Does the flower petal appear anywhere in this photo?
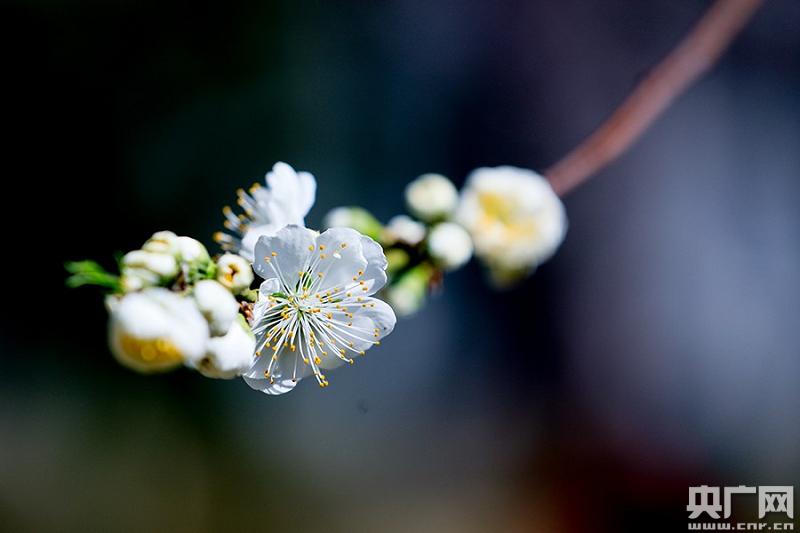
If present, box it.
[311,227,369,293]
[253,225,314,289]
[358,234,388,295]
[317,297,396,369]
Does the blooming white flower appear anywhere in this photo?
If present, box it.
[456,166,567,286]
[108,288,209,373]
[186,320,255,379]
[427,222,473,271]
[385,215,426,246]
[215,253,254,293]
[405,173,459,222]
[192,279,240,336]
[119,250,179,291]
[215,162,317,261]
[244,224,397,395]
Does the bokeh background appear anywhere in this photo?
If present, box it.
[3,0,800,531]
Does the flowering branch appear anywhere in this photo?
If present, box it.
[543,0,765,197]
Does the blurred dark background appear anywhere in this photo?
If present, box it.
[2,0,799,531]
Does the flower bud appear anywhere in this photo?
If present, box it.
[120,250,179,291]
[176,236,210,267]
[404,173,459,222]
[382,265,429,317]
[108,288,209,373]
[187,320,255,379]
[385,215,426,246]
[321,206,383,241]
[142,231,181,256]
[192,279,240,337]
[427,222,473,271]
[215,253,254,293]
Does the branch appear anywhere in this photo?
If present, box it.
[544,0,766,197]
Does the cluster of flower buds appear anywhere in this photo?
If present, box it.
[69,231,257,378]
[321,166,567,315]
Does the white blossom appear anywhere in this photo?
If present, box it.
[192,279,240,336]
[108,288,209,373]
[215,253,254,293]
[427,222,473,271]
[215,162,317,261]
[187,320,255,379]
[456,166,567,285]
[405,173,459,222]
[385,215,426,246]
[245,224,396,395]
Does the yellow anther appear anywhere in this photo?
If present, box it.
[362,287,368,291]
[315,356,322,364]
[370,303,375,307]
[341,243,347,248]
[283,342,288,348]
[357,297,362,302]
[374,341,380,345]
[327,313,332,319]
[271,252,276,257]
[309,245,314,251]
[272,355,277,360]
[264,257,270,262]
[374,328,379,333]
[340,349,345,355]
[223,206,232,214]
[349,342,354,347]
[272,346,278,351]
[255,351,261,356]
[348,322,352,326]
[359,280,365,285]
[265,370,270,377]
[288,331,294,337]
[299,271,304,276]
[362,304,367,308]
[342,308,347,312]
[319,245,325,250]
[349,359,354,364]
[319,382,325,387]
[347,292,352,297]
[266,342,271,348]
[292,378,297,383]
[321,253,326,259]
[353,277,358,281]
[291,345,296,351]
[358,270,363,276]
[360,350,365,355]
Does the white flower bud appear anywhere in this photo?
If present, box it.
[143,231,210,268]
[142,231,181,256]
[108,288,209,373]
[404,173,459,222]
[192,279,240,337]
[427,222,473,271]
[187,320,255,379]
[385,215,427,246]
[176,236,209,266]
[215,253,254,293]
[122,250,179,279]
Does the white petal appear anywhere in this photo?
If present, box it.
[252,224,314,288]
[311,227,368,293]
[358,234,389,295]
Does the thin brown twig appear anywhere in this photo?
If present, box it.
[544,0,766,197]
